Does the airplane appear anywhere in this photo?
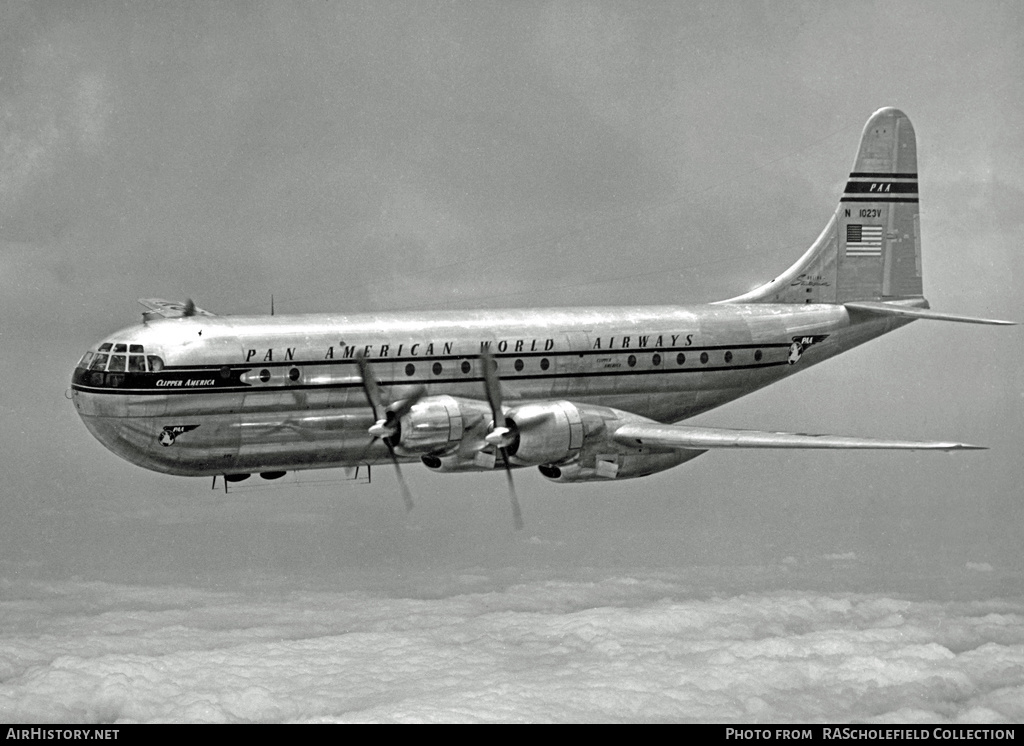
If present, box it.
[70,108,1013,529]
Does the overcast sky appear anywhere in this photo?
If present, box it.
[1,1,1022,723]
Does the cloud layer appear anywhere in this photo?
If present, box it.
[1,575,1021,723]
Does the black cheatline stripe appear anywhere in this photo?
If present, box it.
[843,182,918,194]
[73,384,253,395]
[848,172,918,179]
[839,197,919,203]
[70,360,792,396]
[160,343,795,371]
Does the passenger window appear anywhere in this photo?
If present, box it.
[113,343,128,353]
[129,344,144,353]
[147,356,164,372]
[128,355,146,372]
[90,354,109,371]
[99,343,112,352]
[108,355,126,372]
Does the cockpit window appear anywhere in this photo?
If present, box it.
[78,341,163,386]
[80,346,160,376]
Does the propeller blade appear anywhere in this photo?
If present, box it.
[480,347,503,426]
[355,434,380,464]
[499,447,524,531]
[456,412,489,458]
[386,441,415,512]
[355,351,383,420]
[388,385,428,422]
[480,346,515,447]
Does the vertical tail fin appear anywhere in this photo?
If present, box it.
[721,107,923,305]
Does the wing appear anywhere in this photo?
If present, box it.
[611,423,984,451]
[138,298,217,319]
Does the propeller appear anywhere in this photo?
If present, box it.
[479,347,524,531]
[354,352,426,512]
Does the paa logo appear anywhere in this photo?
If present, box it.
[788,335,830,365]
[158,425,200,446]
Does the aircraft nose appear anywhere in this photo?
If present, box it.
[70,382,151,469]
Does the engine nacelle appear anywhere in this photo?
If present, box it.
[504,400,584,465]
[392,395,491,457]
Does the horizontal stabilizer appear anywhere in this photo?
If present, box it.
[844,301,1015,326]
[612,423,985,451]
[138,298,216,320]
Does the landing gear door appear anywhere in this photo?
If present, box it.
[552,331,591,397]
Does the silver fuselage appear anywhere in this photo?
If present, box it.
[71,303,909,477]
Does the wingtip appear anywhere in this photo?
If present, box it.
[939,443,988,451]
[963,317,1018,326]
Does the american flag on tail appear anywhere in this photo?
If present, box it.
[845,224,883,257]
